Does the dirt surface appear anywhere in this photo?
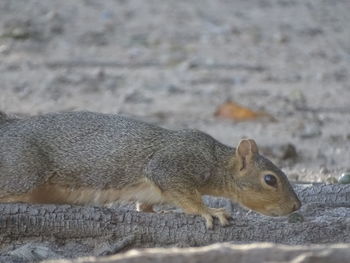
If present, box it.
[1,0,350,181]
[44,243,350,263]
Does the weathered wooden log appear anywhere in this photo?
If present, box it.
[294,183,350,205]
[1,184,349,253]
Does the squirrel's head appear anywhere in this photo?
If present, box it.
[230,139,301,217]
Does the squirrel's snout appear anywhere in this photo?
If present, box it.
[291,198,302,212]
[264,198,301,216]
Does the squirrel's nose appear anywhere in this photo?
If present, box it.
[292,199,302,211]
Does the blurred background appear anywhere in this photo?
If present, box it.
[0,0,349,182]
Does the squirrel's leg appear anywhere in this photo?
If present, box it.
[136,202,155,213]
[163,189,231,229]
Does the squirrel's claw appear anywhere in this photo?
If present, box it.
[202,208,231,229]
[210,207,231,226]
[202,214,214,229]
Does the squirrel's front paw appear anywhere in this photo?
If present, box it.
[202,208,231,229]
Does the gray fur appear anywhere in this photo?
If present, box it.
[0,111,233,198]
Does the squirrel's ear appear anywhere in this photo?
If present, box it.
[236,139,259,170]
[247,139,259,154]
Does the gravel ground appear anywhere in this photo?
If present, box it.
[0,0,350,181]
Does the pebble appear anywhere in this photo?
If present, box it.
[263,143,298,161]
[338,172,350,184]
[288,173,300,182]
[2,20,32,39]
[326,177,338,184]
[0,45,10,54]
[280,143,298,160]
[319,166,329,174]
[79,31,108,46]
[166,84,184,94]
[299,124,322,139]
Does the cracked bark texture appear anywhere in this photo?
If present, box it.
[0,184,349,262]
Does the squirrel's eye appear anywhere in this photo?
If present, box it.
[264,174,277,187]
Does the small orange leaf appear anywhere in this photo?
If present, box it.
[215,101,274,121]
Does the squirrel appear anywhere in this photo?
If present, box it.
[0,111,301,229]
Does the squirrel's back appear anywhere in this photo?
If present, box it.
[0,111,224,205]
[0,111,221,189]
